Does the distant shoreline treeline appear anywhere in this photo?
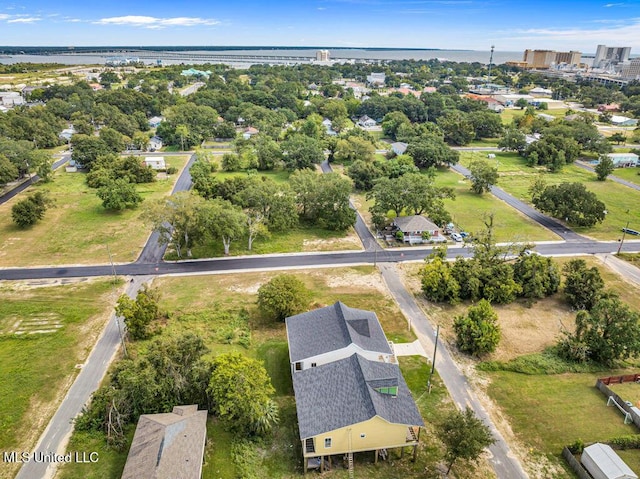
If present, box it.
[0,46,458,55]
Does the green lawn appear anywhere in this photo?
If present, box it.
[0,279,118,479]
[434,168,560,242]
[485,369,640,475]
[459,151,640,240]
[0,156,188,267]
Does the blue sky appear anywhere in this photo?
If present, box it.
[1,0,640,52]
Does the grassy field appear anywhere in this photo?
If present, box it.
[500,108,568,126]
[0,278,119,479]
[59,267,493,479]
[0,156,189,267]
[434,168,560,242]
[459,151,640,240]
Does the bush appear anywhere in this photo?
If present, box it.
[608,435,640,450]
[453,299,501,356]
[166,166,178,175]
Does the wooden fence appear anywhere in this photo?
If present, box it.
[599,374,640,385]
[561,447,592,479]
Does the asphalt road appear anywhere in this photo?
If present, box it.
[380,263,529,479]
[15,275,152,479]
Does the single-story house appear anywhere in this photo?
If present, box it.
[606,153,639,168]
[391,142,408,156]
[148,116,163,128]
[581,443,638,479]
[392,215,443,244]
[0,91,24,107]
[121,405,208,479]
[59,127,76,142]
[286,302,424,474]
[148,136,163,151]
[242,126,259,140]
[357,115,377,128]
[610,115,638,127]
[143,156,166,170]
[529,87,553,97]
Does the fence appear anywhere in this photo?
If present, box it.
[595,376,640,429]
[561,447,592,479]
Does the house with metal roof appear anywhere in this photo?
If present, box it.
[286,302,424,473]
[121,405,207,479]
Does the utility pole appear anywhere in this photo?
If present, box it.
[427,324,440,394]
[617,219,630,255]
[106,244,128,358]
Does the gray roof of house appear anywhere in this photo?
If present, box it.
[286,302,392,363]
[393,215,439,233]
[292,354,425,439]
[121,405,208,479]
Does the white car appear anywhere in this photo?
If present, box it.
[451,233,463,242]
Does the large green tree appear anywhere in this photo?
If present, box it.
[97,178,142,210]
[468,159,499,194]
[11,191,53,227]
[115,286,161,340]
[208,353,278,435]
[142,192,208,258]
[559,296,640,366]
[513,253,561,301]
[562,259,605,311]
[594,155,615,181]
[282,134,324,170]
[532,182,606,227]
[257,274,311,321]
[202,198,247,255]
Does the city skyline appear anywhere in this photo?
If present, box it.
[0,0,639,51]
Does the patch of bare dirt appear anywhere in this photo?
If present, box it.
[325,270,389,296]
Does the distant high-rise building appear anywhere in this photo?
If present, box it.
[316,50,330,61]
[523,49,582,69]
[594,44,631,68]
[621,58,640,80]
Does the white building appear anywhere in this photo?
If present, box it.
[143,157,166,170]
[316,50,330,61]
[594,45,631,69]
[366,72,386,87]
[581,443,638,479]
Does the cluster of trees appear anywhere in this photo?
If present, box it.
[557,259,640,366]
[77,332,278,448]
[367,170,455,229]
[0,139,54,187]
[115,286,162,340]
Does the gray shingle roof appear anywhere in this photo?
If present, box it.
[121,405,207,479]
[393,215,439,233]
[292,354,424,439]
[286,302,392,363]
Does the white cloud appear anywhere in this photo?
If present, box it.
[7,16,40,23]
[498,18,640,49]
[0,14,10,20]
[94,15,220,29]
[604,3,625,7]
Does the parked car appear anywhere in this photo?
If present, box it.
[451,233,463,242]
